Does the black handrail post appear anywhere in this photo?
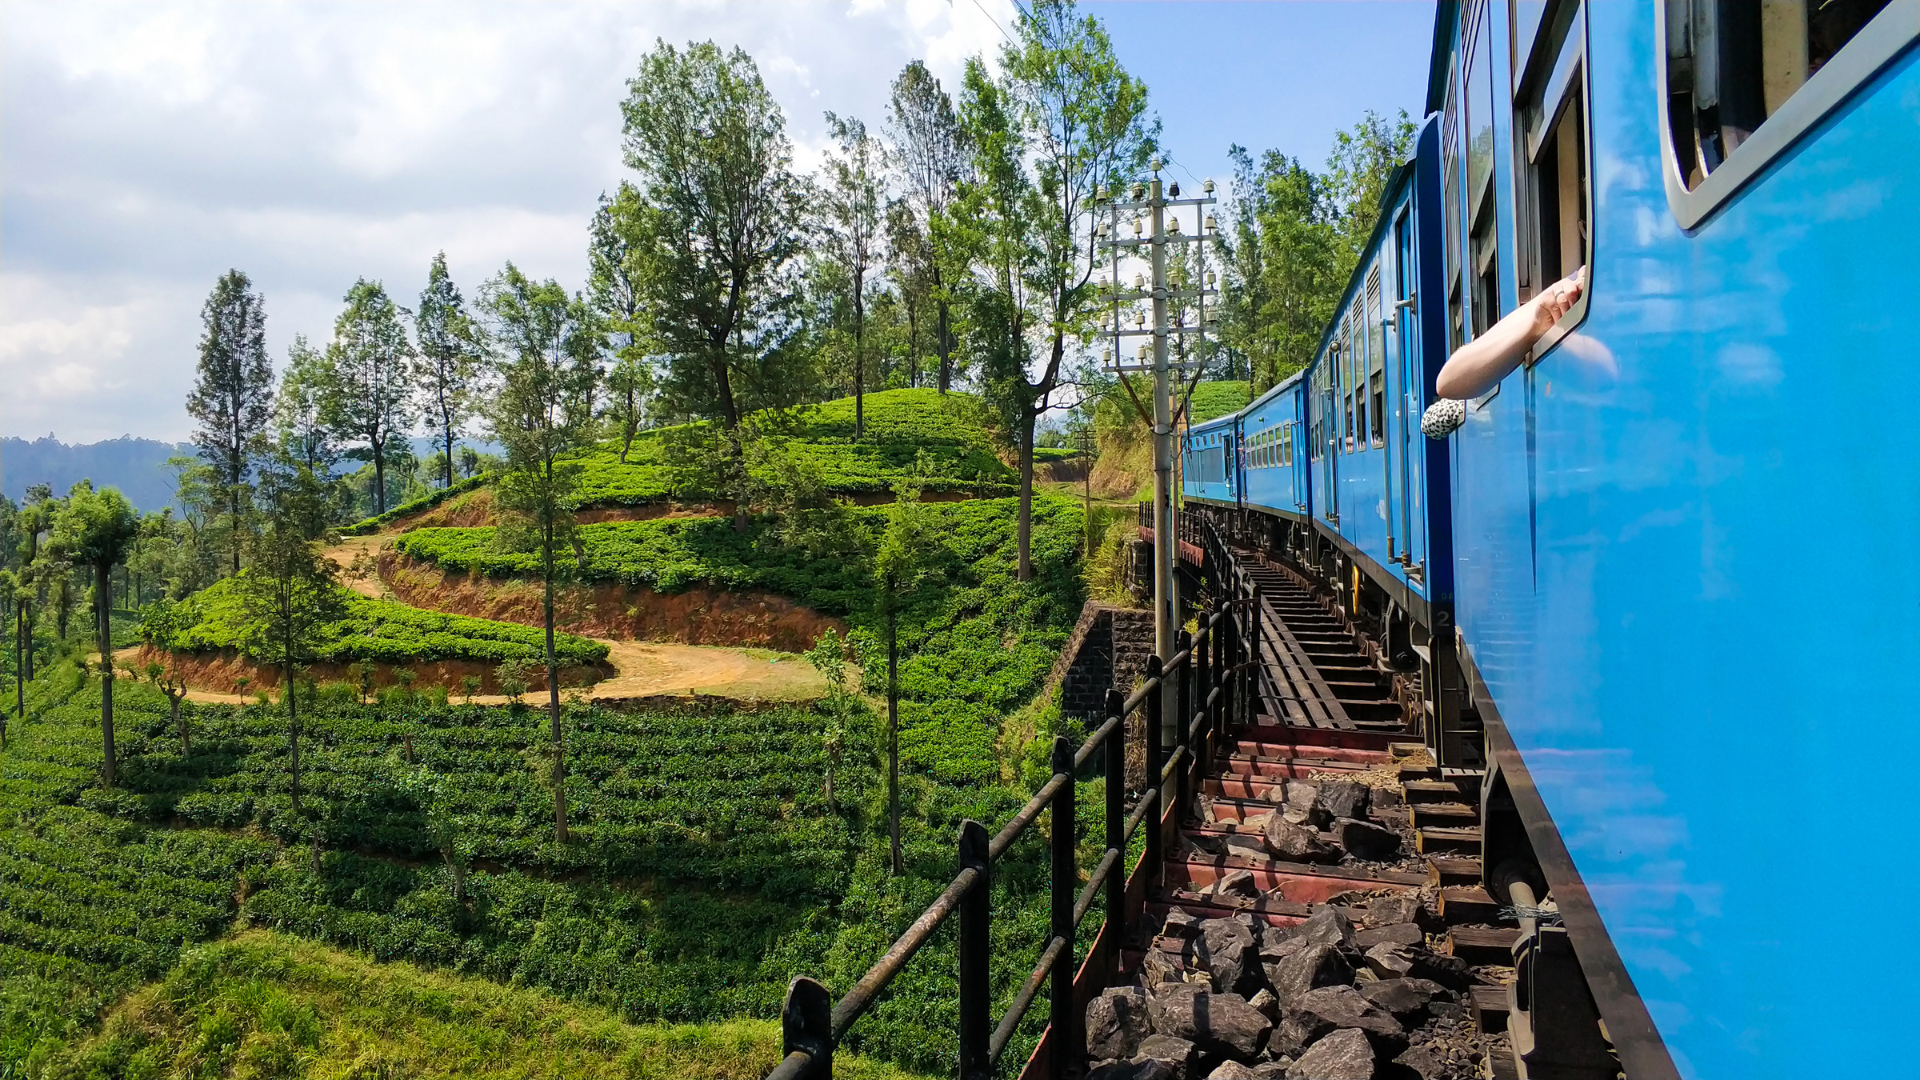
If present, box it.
[782,976,833,1079]
[1103,688,1126,942]
[1210,602,1225,740]
[958,820,990,1080]
[1144,654,1164,892]
[1247,585,1264,729]
[1175,629,1193,822]
[1049,735,1078,1079]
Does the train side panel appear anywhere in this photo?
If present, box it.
[1448,3,1920,1074]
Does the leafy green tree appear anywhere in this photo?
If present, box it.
[820,112,886,440]
[590,184,658,462]
[954,0,1155,579]
[1220,146,1340,391]
[417,252,485,490]
[323,279,416,515]
[186,269,274,575]
[51,483,140,787]
[164,455,225,597]
[887,60,969,393]
[481,262,601,844]
[138,596,195,754]
[236,455,344,812]
[619,40,809,447]
[1325,110,1419,269]
[276,335,339,476]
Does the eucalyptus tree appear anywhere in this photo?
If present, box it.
[276,335,339,476]
[186,269,274,574]
[323,279,416,515]
[590,184,657,462]
[886,60,969,392]
[481,263,602,844]
[52,483,140,787]
[416,252,485,490]
[238,454,343,813]
[819,112,886,439]
[955,0,1155,579]
[619,40,808,442]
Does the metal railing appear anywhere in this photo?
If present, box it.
[769,551,1261,1080]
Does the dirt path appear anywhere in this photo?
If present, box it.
[205,534,839,704]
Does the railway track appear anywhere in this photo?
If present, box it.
[1084,544,1553,1080]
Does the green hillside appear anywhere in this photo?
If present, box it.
[168,579,610,669]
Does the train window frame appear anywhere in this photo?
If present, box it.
[1514,0,1595,364]
[1658,1,1917,230]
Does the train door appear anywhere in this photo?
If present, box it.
[1393,209,1424,577]
[1319,364,1340,524]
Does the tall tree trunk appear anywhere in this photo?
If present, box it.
[1017,412,1036,581]
[22,606,33,682]
[172,692,189,756]
[96,565,116,787]
[853,270,866,442]
[230,461,242,576]
[619,387,637,464]
[906,296,919,390]
[372,424,388,515]
[544,514,568,843]
[286,648,301,812]
[443,410,457,490]
[14,608,23,729]
[934,265,952,392]
[887,604,901,875]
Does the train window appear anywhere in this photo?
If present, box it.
[1463,2,1504,341]
[1514,0,1593,357]
[1366,266,1386,448]
[1442,70,1467,356]
[1661,0,1913,227]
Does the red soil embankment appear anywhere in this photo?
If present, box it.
[131,644,606,696]
[379,551,844,653]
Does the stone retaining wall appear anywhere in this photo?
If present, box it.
[1051,601,1156,721]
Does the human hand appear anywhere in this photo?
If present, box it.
[1532,266,1586,331]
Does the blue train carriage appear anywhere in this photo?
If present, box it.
[1432,0,1916,1077]
[1178,410,1239,507]
[1237,370,1308,521]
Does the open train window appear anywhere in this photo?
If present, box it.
[1661,0,1914,227]
[1464,3,1502,342]
[1514,0,1593,356]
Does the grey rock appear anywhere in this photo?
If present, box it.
[1250,1062,1291,1079]
[1263,816,1339,864]
[1224,833,1272,863]
[1404,949,1473,990]
[1135,1033,1200,1080]
[1314,781,1371,823]
[1148,989,1272,1060]
[1359,893,1423,929]
[1373,786,1404,808]
[1213,869,1261,898]
[1141,948,1187,990]
[1260,922,1302,954]
[1088,986,1155,1060]
[1264,1016,1317,1061]
[1164,909,1202,938]
[1282,781,1324,826]
[1285,984,1405,1046]
[1333,817,1401,860]
[1286,1028,1375,1080]
[1087,1058,1179,1080]
[1359,978,1449,1022]
[1297,907,1354,948]
[1248,988,1280,1022]
[1393,1043,1448,1079]
[1206,1063,1260,1080]
[1265,943,1353,1007]
[1352,923,1424,950]
[1192,918,1264,996]
[1362,942,1415,979]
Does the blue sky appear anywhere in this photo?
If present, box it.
[1,1,1436,443]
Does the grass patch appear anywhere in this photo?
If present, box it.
[44,929,933,1080]
[571,389,1018,508]
[340,473,495,536]
[168,578,610,668]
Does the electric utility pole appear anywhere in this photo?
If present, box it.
[1098,159,1220,738]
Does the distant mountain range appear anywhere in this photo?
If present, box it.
[1,435,497,513]
[2,436,195,512]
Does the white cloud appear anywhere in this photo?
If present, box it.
[1,0,1015,442]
